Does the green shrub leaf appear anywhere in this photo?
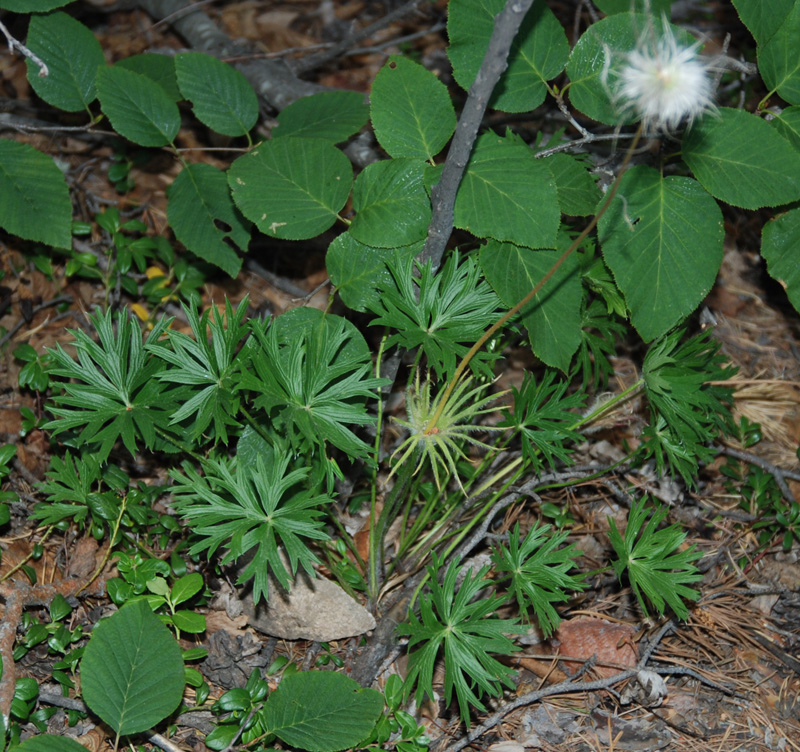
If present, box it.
[481,241,581,371]
[370,55,456,159]
[455,132,560,249]
[770,105,800,149]
[350,158,431,247]
[81,599,184,735]
[16,736,88,752]
[593,0,672,14]
[117,54,181,101]
[0,139,71,249]
[598,165,724,341]
[273,90,368,142]
[25,12,104,112]
[683,108,800,209]
[448,0,569,113]
[263,671,383,751]
[175,52,258,137]
[758,2,800,104]
[762,206,800,315]
[167,163,251,277]
[97,66,180,147]
[0,0,72,10]
[543,153,602,216]
[228,138,352,239]
[731,0,793,45]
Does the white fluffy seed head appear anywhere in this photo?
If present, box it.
[609,20,715,133]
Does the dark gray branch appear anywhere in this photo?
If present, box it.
[418,0,537,271]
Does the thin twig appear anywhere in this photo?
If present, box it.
[0,20,49,77]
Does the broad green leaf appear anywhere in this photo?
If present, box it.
[454,132,559,249]
[25,12,103,112]
[96,66,180,147]
[566,14,696,126]
[370,56,456,159]
[175,52,258,137]
[594,0,672,14]
[762,206,800,315]
[16,736,88,752]
[273,90,368,142]
[0,139,71,248]
[228,138,352,239]
[170,572,203,606]
[759,2,800,105]
[683,108,800,209]
[350,158,431,247]
[327,232,421,312]
[0,0,71,9]
[480,241,581,370]
[117,54,181,101]
[770,105,800,149]
[732,0,794,45]
[598,165,723,342]
[168,163,251,276]
[81,599,184,735]
[543,153,602,216]
[263,671,383,752]
[448,0,569,113]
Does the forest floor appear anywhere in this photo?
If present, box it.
[1,1,800,751]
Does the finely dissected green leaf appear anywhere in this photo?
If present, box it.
[273,90,369,142]
[574,299,626,390]
[491,522,585,636]
[170,453,331,602]
[146,297,250,444]
[758,2,800,104]
[593,0,672,14]
[32,452,110,527]
[263,672,383,752]
[238,310,385,460]
[228,138,352,239]
[398,554,519,724]
[25,12,104,112]
[96,66,180,147]
[0,139,72,249]
[327,232,421,312]
[44,309,179,462]
[566,13,695,125]
[762,206,800,315]
[731,0,793,44]
[0,0,71,9]
[598,165,724,342]
[770,105,800,149]
[370,55,456,159]
[167,163,251,277]
[368,252,501,380]
[448,0,569,113]
[683,108,800,209]
[481,241,582,371]
[16,736,89,752]
[608,497,702,620]
[543,153,602,216]
[499,370,584,475]
[350,158,431,247]
[81,600,184,735]
[455,132,560,249]
[175,52,258,137]
[117,53,181,101]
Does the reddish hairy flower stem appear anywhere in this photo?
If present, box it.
[428,124,644,430]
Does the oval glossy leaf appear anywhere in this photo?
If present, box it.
[543,153,602,216]
[82,599,184,736]
[273,90,368,143]
[759,3,800,105]
[117,54,181,101]
[16,736,88,752]
[448,0,569,113]
[327,232,421,312]
[350,158,431,247]
[683,108,800,210]
[263,671,383,752]
[228,138,352,240]
[598,165,723,341]
[370,56,456,159]
[97,66,180,147]
[170,572,204,605]
[0,140,71,249]
[480,241,581,370]
[762,206,800,315]
[455,132,559,249]
[175,52,258,137]
[26,12,104,112]
[168,163,251,277]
